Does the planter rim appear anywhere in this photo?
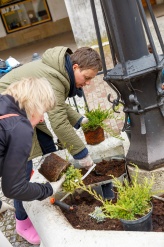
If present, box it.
[55,155,126,200]
[56,173,127,201]
[89,172,127,187]
[73,155,125,167]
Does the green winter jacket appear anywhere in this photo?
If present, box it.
[0,46,86,160]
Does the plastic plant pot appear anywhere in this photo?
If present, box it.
[92,182,115,200]
[120,203,153,231]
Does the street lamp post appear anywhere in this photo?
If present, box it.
[91,0,164,170]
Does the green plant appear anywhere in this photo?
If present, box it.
[62,165,82,193]
[89,207,106,223]
[82,105,123,139]
[74,164,154,221]
[102,165,154,220]
[82,105,114,132]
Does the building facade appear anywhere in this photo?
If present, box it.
[0,0,163,51]
[0,0,71,51]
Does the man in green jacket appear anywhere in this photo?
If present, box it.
[0,46,102,244]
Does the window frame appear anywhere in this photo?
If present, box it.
[0,0,51,33]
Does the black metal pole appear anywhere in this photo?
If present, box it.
[93,0,164,170]
[136,0,159,65]
[101,0,149,63]
[90,0,107,76]
[100,0,117,66]
[82,89,90,112]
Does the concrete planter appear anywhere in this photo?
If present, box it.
[23,137,164,247]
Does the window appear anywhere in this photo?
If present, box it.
[0,0,51,33]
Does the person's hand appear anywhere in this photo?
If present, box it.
[80,117,89,126]
[78,154,94,169]
[0,201,15,214]
[50,174,66,195]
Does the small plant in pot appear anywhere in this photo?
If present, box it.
[102,164,154,231]
[82,105,121,145]
[75,164,154,231]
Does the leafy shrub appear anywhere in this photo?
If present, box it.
[82,105,115,132]
[102,165,154,220]
[62,165,82,193]
[75,164,154,221]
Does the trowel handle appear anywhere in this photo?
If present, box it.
[50,197,75,211]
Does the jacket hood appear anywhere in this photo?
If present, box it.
[42,46,73,76]
[0,94,26,117]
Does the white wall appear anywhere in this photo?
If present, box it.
[0,16,6,38]
[47,0,68,22]
[64,0,107,47]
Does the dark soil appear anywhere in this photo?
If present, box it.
[61,159,164,232]
[81,159,126,185]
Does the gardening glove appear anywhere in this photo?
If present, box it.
[78,154,94,170]
[80,117,89,126]
[0,201,15,214]
[50,174,66,195]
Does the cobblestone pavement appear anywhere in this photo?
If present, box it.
[0,4,164,246]
[0,182,40,247]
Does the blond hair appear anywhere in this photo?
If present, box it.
[2,77,56,118]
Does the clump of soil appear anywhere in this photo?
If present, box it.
[60,159,164,232]
[38,153,69,182]
[83,127,105,145]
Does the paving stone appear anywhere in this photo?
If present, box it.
[0,221,4,227]
[6,225,14,230]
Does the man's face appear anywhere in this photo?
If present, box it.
[73,64,98,88]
